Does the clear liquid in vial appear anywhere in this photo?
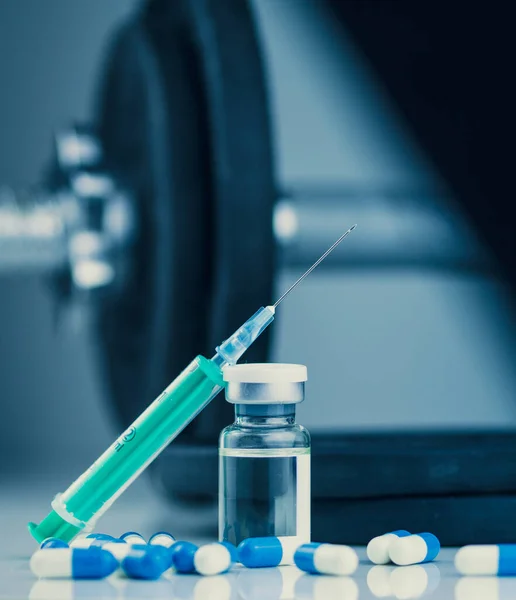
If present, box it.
[219,447,310,546]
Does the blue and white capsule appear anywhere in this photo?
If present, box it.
[238,536,300,567]
[389,533,440,566]
[71,534,116,549]
[366,530,411,564]
[171,541,198,573]
[40,538,69,549]
[149,531,176,548]
[119,531,146,545]
[294,543,359,576]
[121,544,173,580]
[455,545,516,575]
[30,548,118,579]
[194,542,238,576]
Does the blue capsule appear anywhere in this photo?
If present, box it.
[238,537,299,568]
[455,544,516,575]
[389,533,440,566]
[120,531,146,545]
[30,547,118,579]
[149,531,176,548]
[171,541,199,573]
[294,543,359,576]
[194,542,238,576]
[86,533,116,541]
[367,530,411,564]
[121,544,173,580]
[40,538,69,549]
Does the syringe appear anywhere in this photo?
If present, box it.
[28,224,357,542]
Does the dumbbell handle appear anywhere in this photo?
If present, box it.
[0,187,68,274]
[0,185,490,278]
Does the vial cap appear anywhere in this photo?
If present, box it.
[223,363,307,384]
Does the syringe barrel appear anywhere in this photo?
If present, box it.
[28,355,224,542]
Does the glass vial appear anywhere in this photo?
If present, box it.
[219,364,311,546]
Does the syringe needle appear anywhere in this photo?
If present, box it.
[273,224,357,309]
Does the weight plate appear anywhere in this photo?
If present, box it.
[94,14,212,428]
[179,0,277,440]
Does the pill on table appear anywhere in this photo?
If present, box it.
[40,538,69,549]
[30,548,118,579]
[121,544,173,580]
[72,535,119,550]
[367,530,411,565]
[455,544,516,576]
[149,531,176,548]
[389,533,440,566]
[294,543,359,576]
[100,540,131,561]
[171,541,199,573]
[119,531,146,545]
[194,542,237,576]
[238,536,300,567]
[86,533,116,541]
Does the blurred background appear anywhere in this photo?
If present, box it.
[1,0,515,547]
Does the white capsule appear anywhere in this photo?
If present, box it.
[30,548,118,579]
[294,543,358,576]
[389,533,440,566]
[454,545,500,575]
[70,534,91,548]
[367,531,411,565]
[194,543,237,576]
[119,531,146,545]
[102,540,131,561]
[149,531,176,548]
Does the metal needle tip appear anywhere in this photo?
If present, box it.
[273,223,358,308]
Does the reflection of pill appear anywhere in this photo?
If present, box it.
[455,544,516,575]
[367,565,395,598]
[171,541,198,573]
[390,564,441,599]
[149,531,176,548]
[294,543,358,576]
[237,566,301,600]
[367,531,411,565]
[40,538,69,550]
[194,542,237,576]
[30,548,118,579]
[193,575,233,600]
[389,533,440,566]
[295,573,359,600]
[455,577,500,600]
[29,578,117,600]
[121,544,173,580]
[238,536,299,567]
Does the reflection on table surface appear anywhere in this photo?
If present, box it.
[10,549,515,600]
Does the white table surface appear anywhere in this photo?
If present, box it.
[0,476,510,599]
